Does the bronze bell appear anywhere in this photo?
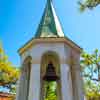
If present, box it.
[43,62,59,81]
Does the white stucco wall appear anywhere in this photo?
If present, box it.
[17,42,84,100]
[28,64,40,100]
[21,43,67,64]
[61,64,73,100]
[72,50,84,100]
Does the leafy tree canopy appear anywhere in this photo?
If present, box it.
[78,0,100,11]
[81,49,100,99]
[0,42,20,93]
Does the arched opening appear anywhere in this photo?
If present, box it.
[40,51,61,100]
[21,56,32,100]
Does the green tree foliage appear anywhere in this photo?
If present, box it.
[81,49,100,81]
[78,0,100,11]
[81,49,100,99]
[44,81,57,100]
[0,42,20,93]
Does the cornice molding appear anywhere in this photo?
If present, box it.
[18,37,82,55]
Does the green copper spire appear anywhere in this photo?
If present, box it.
[35,0,64,38]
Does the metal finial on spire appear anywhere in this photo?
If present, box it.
[47,0,52,3]
[48,0,52,2]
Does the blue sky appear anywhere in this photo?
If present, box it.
[0,0,100,66]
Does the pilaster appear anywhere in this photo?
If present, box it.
[28,64,40,100]
[60,64,73,100]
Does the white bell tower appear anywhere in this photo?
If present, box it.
[16,0,84,100]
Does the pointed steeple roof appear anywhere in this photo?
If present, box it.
[18,0,82,55]
[35,0,64,38]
